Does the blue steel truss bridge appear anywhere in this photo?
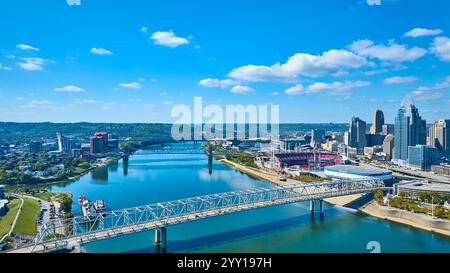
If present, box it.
[142,140,207,155]
[8,178,387,253]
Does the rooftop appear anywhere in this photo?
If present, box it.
[396,180,450,193]
[0,199,8,209]
[325,164,392,175]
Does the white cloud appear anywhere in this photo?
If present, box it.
[138,78,145,82]
[284,81,371,95]
[349,39,427,62]
[73,99,99,104]
[163,100,174,105]
[150,31,189,48]
[199,78,239,88]
[140,26,148,33]
[160,92,168,96]
[231,85,254,94]
[228,49,367,82]
[54,85,85,92]
[284,84,306,95]
[30,100,54,105]
[66,0,81,6]
[361,69,388,76]
[404,28,443,38]
[119,82,141,89]
[383,76,418,84]
[90,48,113,55]
[410,89,444,101]
[16,44,39,51]
[430,37,450,62]
[17,57,45,71]
[0,64,12,71]
[409,76,450,101]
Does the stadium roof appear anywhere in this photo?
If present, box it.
[324,165,392,176]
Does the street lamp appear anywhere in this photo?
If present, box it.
[431,196,434,218]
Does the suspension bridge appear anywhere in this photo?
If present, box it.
[8,178,386,253]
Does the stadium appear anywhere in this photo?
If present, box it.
[274,152,341,170]
[324,165,393,181]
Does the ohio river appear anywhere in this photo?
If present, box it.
[48,146,450,253]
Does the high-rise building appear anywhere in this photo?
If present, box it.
[382,124,394,135]
[394,97,426,161]
[94,132,109,149]
[383,134,395,161]
[428,119,450,159]
[366,133,386,147]
[310,129,325,147]
[57,133,78,154]
[348,117,367,150]
[29,140,43,154]
[370,109,385,134]
[407,145,440,171]
[90,136,104,154]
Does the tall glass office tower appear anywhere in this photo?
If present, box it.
[394,97,427,161]
[349,117,367,150]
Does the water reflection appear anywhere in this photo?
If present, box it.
[208,156,213,175]
[123,160,129,176]
[91,166,109,182]
[109,162,119,173]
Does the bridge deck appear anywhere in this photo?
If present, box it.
[8,179,386,253]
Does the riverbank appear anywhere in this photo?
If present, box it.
[218,159,363,206]
[219,159,298,186]
[361,201,450,237]
[3,155,123,194]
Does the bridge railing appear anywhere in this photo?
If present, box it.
[30,178,385,251]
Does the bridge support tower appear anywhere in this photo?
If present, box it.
[310,200,315,213]
[319,199,324,217]
[154,227,167,253]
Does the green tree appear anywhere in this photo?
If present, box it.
[373,189,384,201]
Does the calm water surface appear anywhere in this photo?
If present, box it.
[48,144,450,253]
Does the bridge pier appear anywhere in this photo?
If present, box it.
[310,200,315,213]
[154,227,167,253]
[319,199,324,218]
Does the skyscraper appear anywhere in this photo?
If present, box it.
[370,109,385,134]
[310,129,325,147]
[349,117,367,150]
[428,119,450,159]
[394,97,427,161]
[383,134,395,161]
[90,136,104,154]
[382,124,394,135]
[407,145,440,171]
[56,133,78,154]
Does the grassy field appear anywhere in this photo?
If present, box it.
[37,192,53,202]
[12,197,39,236]
[0,199,21,239]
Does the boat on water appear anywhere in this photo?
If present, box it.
[78,196,107,219]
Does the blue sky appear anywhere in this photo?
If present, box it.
[0,0,449,123]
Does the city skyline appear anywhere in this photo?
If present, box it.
[1,0,450,123]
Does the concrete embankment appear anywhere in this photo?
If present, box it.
[361,201,450,237]
[219,159,298,186]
